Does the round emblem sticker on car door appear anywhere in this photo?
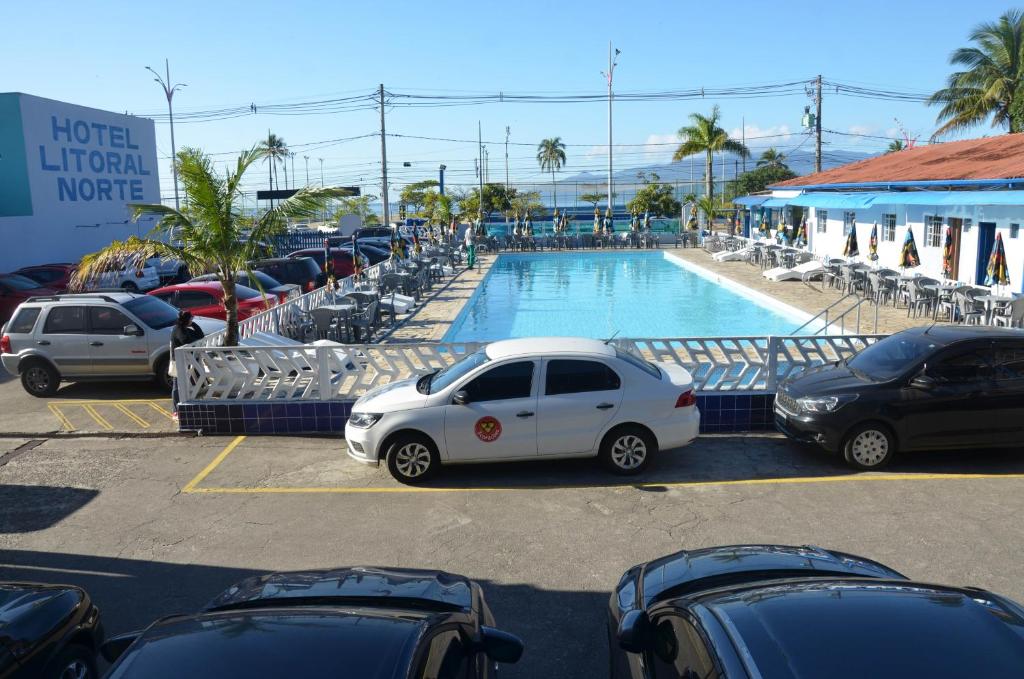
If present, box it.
[474,416,502,442]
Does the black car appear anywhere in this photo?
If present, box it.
[0,582,103,679]
[251,256,323,293]
[326,240,392,265]
[775,325,1024,469]
[102,567,523,678]
[609,544,1024,679]
[189,271,300,304]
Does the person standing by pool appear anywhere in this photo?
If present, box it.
[465,221,476,270]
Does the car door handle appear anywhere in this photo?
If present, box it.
[516,411,534,418]
[90,341,104,346]
[596,403,615,410]
[36,340,50,346]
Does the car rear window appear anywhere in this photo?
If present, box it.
[8,307,41,334]
[235,285,261,300]
[0,274,43,291]
[43,306,87,334]
[545,359,621,395]
[614,346,661,379]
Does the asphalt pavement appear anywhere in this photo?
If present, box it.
[2,432,1023,677]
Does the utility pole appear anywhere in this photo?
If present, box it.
[741,116,746,173]
[379,84,391,227]
[318,158,325,222]
[815,74,822,174]
[289,154,295,190]
[145,59,185,210]
[603,42,620,215]
[439,164,446,197]
[477,122,485,225]
[505,126,510,189]
[304,155,309,185]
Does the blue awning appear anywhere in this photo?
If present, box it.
[788,192,878,209]
[761,197,792,208]
[732,195,769,207]
[869,190,1024,206]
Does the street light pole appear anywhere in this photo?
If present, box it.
[304,155,309,186]
[319,158,325,223]
[505,126,510,189]
[145,59,186,210]
[602,43,620,216]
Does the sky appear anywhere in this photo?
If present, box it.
[3,0,1018,205]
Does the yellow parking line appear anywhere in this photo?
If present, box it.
[183,471,1024,495]
[81,404,112,430]
[182,436,246,493]
[114,404,151,428]
[145,401,175,420]
[47,404,75,431]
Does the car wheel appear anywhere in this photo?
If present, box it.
[600,425,656,475]
[21,359,60,397]
[385,434,439,485]
[153,355,173,391]
[843,422,896,470]
[121,281,139,292]
[46,644,97,679]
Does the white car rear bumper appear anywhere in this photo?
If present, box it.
[648,407,701,450]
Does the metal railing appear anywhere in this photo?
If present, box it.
[175,334,882,403]
[791,292,878,336]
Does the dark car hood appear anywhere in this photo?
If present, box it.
[206,567,473,613]
[0,583,84,651]
[780,363,874,397]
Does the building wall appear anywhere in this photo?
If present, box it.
[0,93,160,271]
[804,203,1024,293]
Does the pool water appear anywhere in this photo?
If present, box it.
[443,252,810,342]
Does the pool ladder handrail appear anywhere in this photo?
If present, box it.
[791,292,878,336]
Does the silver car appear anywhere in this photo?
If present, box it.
[1,292,223,397]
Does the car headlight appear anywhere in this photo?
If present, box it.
[796,394,858,413]
[348,412,382,428]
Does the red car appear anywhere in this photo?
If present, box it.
[0,273,57,324]
[14,263,77,293]
[287,248,368,279]
[148,281,277,321]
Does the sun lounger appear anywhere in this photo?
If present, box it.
[765,260,825,282]
[712,246,753,262]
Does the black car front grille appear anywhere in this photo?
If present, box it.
[775,390,799,414]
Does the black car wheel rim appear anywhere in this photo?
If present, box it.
[25,366,50,392]
[59,659,90,679]
[851,430,888,466]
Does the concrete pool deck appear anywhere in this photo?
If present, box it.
[381,248,923,343]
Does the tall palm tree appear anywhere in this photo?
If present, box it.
[259,132,289,196]
[886,139,906,153]
[672,106,749,212]
[536,137,567,212]
[928,9,1024,138]
[757,148,786,167]
[71,146,347,346]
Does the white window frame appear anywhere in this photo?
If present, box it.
[816,210,827,233]
[882,213,896,242]
[924,215,943,248]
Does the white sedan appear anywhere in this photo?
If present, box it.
[344,337,700,484]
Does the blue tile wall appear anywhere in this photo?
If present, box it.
[178,393,776,435]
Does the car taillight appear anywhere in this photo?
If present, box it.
[675,390,696,408]
[136,270,144,278]
[306,281,315,292]
[1,335,10,354]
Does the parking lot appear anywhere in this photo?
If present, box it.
[2,430,1024,677]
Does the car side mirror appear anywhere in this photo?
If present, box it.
[123,323,143,336]
[617,609,651,654]
[910,375,936,390]
[479,626,524,664]
[453,390,470,405]
[101,631,141,663]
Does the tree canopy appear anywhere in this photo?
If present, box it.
[458,183,516,219]
[730,163,797,199]
[673,105,749,209]
[627,175,681,217]
[399,180,440,215]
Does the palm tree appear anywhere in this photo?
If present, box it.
[536,137,567,212]
[928,9,1024,138]
[259,132,289,197]
[71,146,348,346]
[886,139,906,153]
[672,106,749,213]
[757,148,786,167]
[696,195,717,231]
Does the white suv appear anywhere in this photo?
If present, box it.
[1,292,223,397]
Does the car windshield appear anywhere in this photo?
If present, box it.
[424,349,490,394]
[846,333,941,380]
[0,274,43,291]
[234,285,261,300]
[123,296,179,329]
[246,271,281,289]
[614,346,661,379]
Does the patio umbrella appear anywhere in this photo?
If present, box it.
[985,232,1010,287]
[794,219,807,247]
[412,231,422,256]
[941,227,954,279]
[868,223,879,261]
[898,227,920,268]
[843,225,859,258]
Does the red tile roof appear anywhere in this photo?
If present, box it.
[774,134,1024,187]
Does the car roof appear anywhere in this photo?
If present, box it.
[206,567,474,613]
[22,292,142,305]
[699,579,1024,677]
[639,544,904,607]
[150,282,227,294]
[899,324,1024,344]
[485,336,615,359]
[108,608,426,679]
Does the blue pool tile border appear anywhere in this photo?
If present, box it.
[177,393,775,436]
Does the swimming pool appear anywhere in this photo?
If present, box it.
[442,252,813,342]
